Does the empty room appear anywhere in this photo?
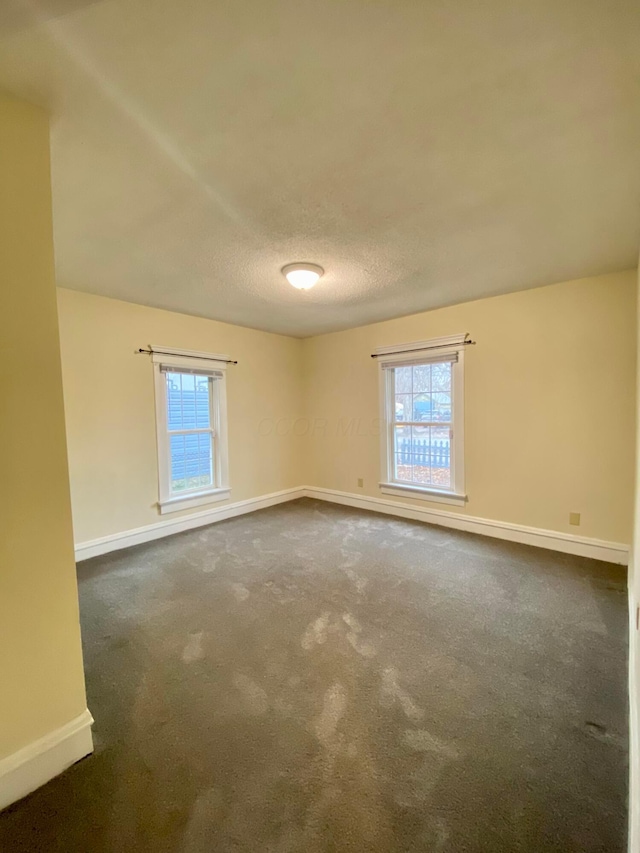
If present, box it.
[1,1,639,851]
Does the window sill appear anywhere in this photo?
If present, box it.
[379,482,467,507]
[158,488,231,515]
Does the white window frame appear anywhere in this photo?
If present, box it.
[377,334,467,507]
[152,346,230,515]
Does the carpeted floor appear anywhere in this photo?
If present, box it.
[0,498,629,852]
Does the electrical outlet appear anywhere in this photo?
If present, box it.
[357,478,363,488]
[569,512,580,526]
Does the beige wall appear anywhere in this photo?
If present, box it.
[57,288,305,544]
[628,264,640,851]
[302,271,637,544]
[60,272,636,548]
[0,94,87,759]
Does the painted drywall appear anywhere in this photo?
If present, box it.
[61,272,636,548]
[302,271,637,545]
[0,94,88,761]
[57,288,305,544]
[628,264,640,853]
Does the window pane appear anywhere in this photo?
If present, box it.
[394,366,412,394]
[181,374,197,429]
[394,425,411,481]
[198,433,213,486]
[430,426,451,489]
[412,393,433,422]
[412,364,430,393]
[184,433,199,483]
[195,377,211,429]
[410,425,430,484]
[395,455,412,483]
[169,434,187,490]
[170,432,213,493]
[394,425,411,455]
[166,373,183,430]
[431,362,451,393]
[394,394,411,422]
[394,432,413,481]
[432,392,452,422]
[166,372,210,431]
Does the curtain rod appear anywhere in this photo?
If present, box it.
[371,336,476,359]
[136,347,238,365]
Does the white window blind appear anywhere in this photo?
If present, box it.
[379,351,458,370]
[159,364,224,378]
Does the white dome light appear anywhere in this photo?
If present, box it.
[282,262,324,290]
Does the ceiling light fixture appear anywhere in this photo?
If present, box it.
[282,262,324,290]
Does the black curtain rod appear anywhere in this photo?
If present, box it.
[371,337,476,359]
[136,348,238,365]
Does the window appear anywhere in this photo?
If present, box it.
[153,347,230,514]
[378,335,466,506]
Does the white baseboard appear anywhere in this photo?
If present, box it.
[0,709,93,812]
[75,487,305,561]
[75,484,629,566]
[302,486,630,565]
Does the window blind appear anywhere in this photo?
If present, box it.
[159,365,224,378]
[380,351,458,370]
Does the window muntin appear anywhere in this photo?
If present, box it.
[153,349,230,513]
[390,361,453,489]
[165,371,215,495]
[378,339,465,504]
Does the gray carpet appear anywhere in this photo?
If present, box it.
[0,498,629,852]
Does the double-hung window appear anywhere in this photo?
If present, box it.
[153,347,230,514]
[378,335,467,506]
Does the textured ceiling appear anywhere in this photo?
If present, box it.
[1,0,639,337]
